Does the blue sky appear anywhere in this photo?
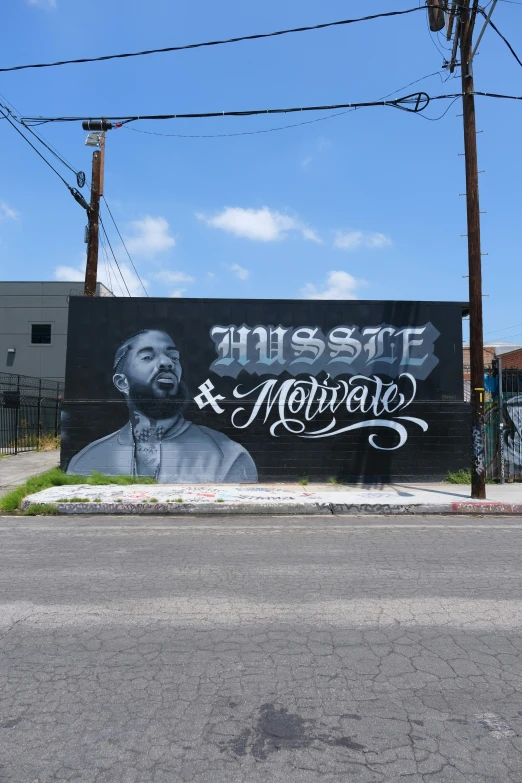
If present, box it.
[1,0,521,344]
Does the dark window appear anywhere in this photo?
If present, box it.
[31,324,51,344]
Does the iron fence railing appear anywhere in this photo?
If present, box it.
[0,372,63,455]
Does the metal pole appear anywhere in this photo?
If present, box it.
[498,356,505,483]
[460,0,486,499]
[14,374,19,455]
[37,378,41,451]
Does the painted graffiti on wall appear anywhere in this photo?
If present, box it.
[62,298,468,482]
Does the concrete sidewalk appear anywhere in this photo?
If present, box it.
[21,479,522,515]
[0,450,59,493]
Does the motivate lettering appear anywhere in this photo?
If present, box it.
[194,373,428,451]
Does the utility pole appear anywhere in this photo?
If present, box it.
[83,120,112,297]
[84,145,103,296]
[459,0,486,498]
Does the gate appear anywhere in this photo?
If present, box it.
[0,373,63,455]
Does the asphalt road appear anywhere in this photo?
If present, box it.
[1,515,521,783]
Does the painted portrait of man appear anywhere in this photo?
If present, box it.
[67,329,258,482]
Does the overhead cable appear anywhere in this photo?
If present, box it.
[0,6,449,73]
[18,91,522,127]
[123,70,449,139]
[0,103,89,210]
[102,197,148,296]
[99,217,132,297]
[480,9,522,66]
[19,93,434,125]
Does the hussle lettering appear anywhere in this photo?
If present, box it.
[209,322,440,380]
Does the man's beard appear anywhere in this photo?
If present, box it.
[129,379,189,421]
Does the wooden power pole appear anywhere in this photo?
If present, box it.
[459,0,486,499]
[84,146,103,297]
[83,120,111,297]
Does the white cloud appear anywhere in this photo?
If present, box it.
[0,202,19,220]
[301,156,313,170]
[54,261,148,297]
[317,137,332,153]
[54,265,84,282]
[197,206,321,244]
[153,269,194,298]
[206,272,216,280]
[301,270,364,301]
[154,269,195,285]
[334,230,392,251]
[366,232,392,248]
[124,216,175,257]
[27,0,56,7]
[230,263,249,280]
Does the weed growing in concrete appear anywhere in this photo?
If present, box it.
[149,498,158,503]
[446,469,494,484]
[327,476,339,484]
[24,503,58,516]
[176,498,183,503]
[298,477,309,486]
[216,498,224,502]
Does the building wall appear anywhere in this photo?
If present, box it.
[500,347,522,370]
[61,297,470,482]
[0,282,113,382]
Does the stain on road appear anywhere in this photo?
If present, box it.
[224,703,365,760]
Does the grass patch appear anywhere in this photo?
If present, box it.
[216,498,224,502]
[298,477,309,486]
[39,434,61,452]
[24,503,58,516]
[149,498,158,503]
[0,468,158,513]
[327,476,339,485]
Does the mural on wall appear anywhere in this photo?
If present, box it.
[62,298,469,482]
[67,329,258,482]
[504,394,522,469]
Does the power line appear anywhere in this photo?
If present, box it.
[123,69,449,139]
[480,10,522,66]
[18,90,522,127]
[0,91,90,188]
[0,6,449,74]
[0,102,89,211]
[101,197,148,296]
[486,322,522,336]
[99,216,132,297]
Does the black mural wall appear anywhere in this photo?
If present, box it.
[61,297,470,482]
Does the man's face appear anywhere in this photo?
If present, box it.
[116,331,182,401]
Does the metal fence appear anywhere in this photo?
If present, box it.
[0,372,63,455]
[481,362,522,482]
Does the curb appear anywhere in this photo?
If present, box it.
[20,500,522,516]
